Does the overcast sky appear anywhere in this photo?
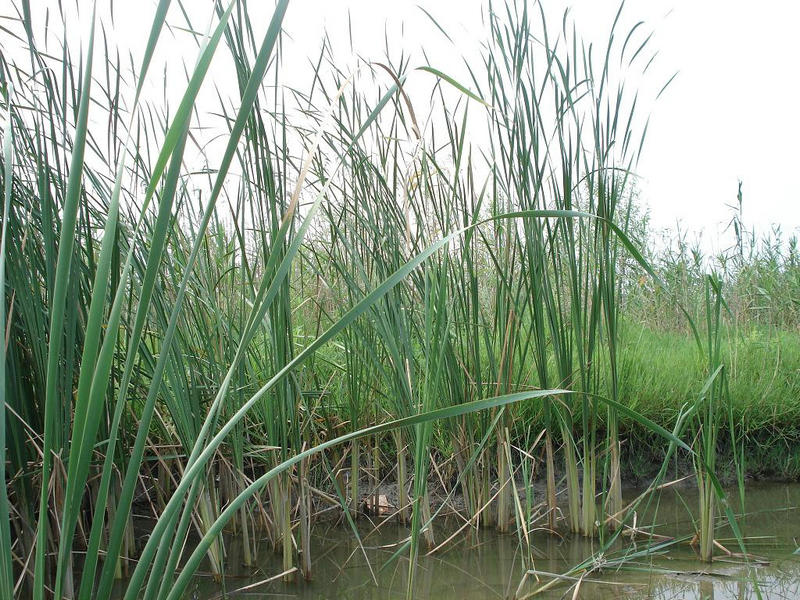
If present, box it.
[277,0,800,251]
[14,0,800,252]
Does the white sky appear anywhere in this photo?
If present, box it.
[279,0,800,250]
[10,0,800,252]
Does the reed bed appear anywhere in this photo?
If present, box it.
[0,1,795,598]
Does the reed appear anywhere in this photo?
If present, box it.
[693,274,729,562]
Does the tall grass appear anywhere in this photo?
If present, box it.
[1,76,16,600]
[0,1,780,598]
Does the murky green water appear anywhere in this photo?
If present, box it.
[118,483,800,599]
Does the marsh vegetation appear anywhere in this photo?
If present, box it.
[1,1,799,598]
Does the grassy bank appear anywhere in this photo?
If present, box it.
[618,324,800,481]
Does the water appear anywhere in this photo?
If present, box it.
[123,483,800,599]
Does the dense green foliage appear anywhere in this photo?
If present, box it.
[0,1,797,598]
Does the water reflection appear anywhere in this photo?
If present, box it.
[117,482,800,599]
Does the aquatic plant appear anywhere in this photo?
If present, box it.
[0,1,783,598]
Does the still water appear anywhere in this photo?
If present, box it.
[120,483,800,599]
